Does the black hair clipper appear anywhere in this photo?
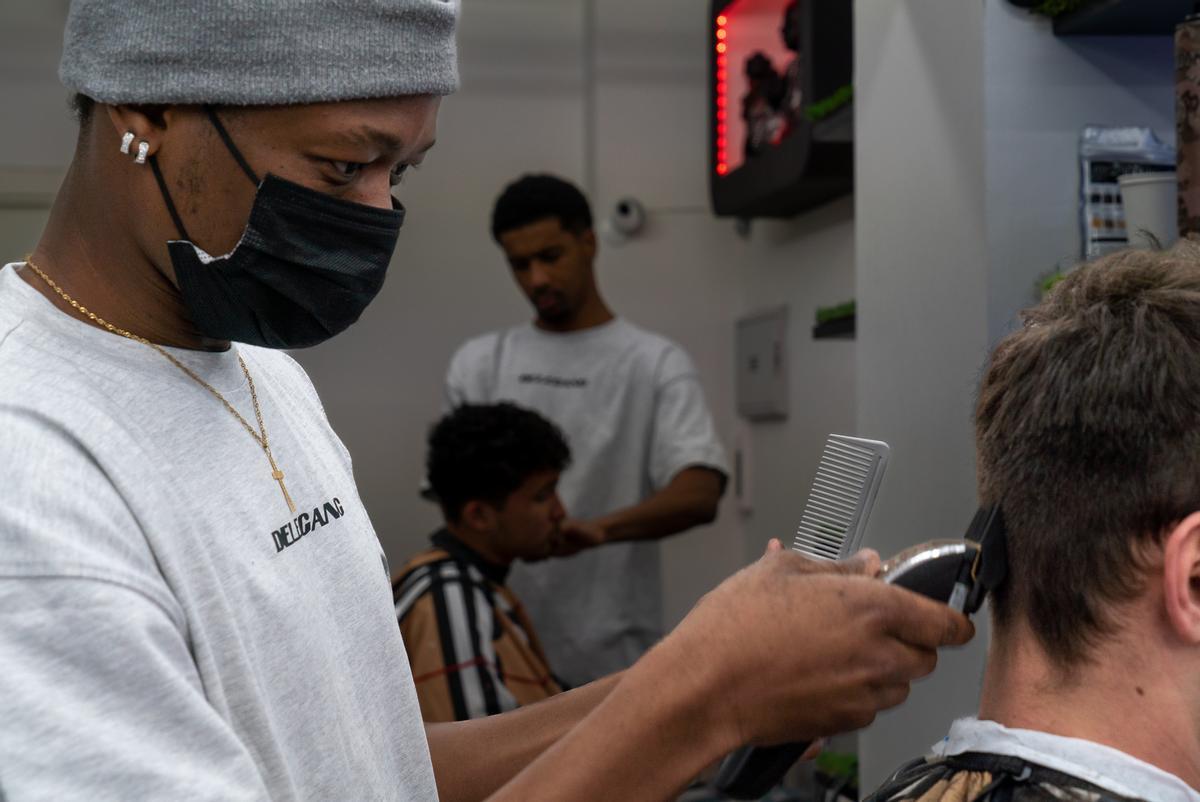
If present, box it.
[713,505,1008,799]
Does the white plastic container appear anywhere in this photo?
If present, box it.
[1118,171,1178,248]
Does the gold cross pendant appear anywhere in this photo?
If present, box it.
[272,467,297,514]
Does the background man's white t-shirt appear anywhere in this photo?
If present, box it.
[0,264,438,800]
[445,318,728,684]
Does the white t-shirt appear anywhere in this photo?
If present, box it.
[932,717,1200,802]
[0,264,438,801]
[445,318,728,684]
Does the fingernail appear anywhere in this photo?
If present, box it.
[842,549,879,571]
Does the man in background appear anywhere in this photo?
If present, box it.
[445,174,728,684]
[867,245,1200,802]
[395,403,567,721]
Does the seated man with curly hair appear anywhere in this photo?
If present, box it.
[868,243,1200,802]
[394,403,570,722]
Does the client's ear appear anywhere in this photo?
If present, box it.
[1162,511,1200,643]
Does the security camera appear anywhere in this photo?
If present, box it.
[598,196,648,245]
[610,197,647,237]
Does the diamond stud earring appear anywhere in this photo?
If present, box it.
[134,141,149,164]
[119,131,135,155]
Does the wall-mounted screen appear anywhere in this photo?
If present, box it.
[710,0,853,219]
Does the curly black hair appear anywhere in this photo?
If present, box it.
[490,173,593,242]
[428,403,571,522]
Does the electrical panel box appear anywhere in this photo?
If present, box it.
[736,306,789,421]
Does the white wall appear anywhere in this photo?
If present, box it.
[0,2,75,168]
[984,3,1175,341]
[854,0,991,790]
[853,0,1178,790]
[736,202,857,563]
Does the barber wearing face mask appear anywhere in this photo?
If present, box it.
[0,3,974,801]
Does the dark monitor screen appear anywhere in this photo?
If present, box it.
[710,0,852,218]
[716,0,805,176]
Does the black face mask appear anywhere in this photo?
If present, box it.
[150,107,405,349]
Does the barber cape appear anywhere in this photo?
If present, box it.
[866,718,1200,802]
[393,530,562,722]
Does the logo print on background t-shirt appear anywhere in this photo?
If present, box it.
[271,497,345,553]
[518,373,587,388]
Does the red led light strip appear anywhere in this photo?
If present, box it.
[715,12,728,175]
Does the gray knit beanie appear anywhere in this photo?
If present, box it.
[60,0,459,106]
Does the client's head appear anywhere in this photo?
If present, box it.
[975,241,1200,683]
[428,403,570,564]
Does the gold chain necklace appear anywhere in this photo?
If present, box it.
[24,259,297,514]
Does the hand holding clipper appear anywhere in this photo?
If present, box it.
[713,437,1006,800]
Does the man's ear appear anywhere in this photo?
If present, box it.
[579,228,597,261]
[1162,510,1200,644]
[104,104,172,159]
[460,499,499,534]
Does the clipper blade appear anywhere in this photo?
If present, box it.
[792,434,890,561]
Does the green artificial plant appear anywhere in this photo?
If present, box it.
[1029,0,1094,18]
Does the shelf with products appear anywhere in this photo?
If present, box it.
[812,315,854,339]
[812,300,855,340]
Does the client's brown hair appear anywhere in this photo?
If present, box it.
[976,240,1200,667]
